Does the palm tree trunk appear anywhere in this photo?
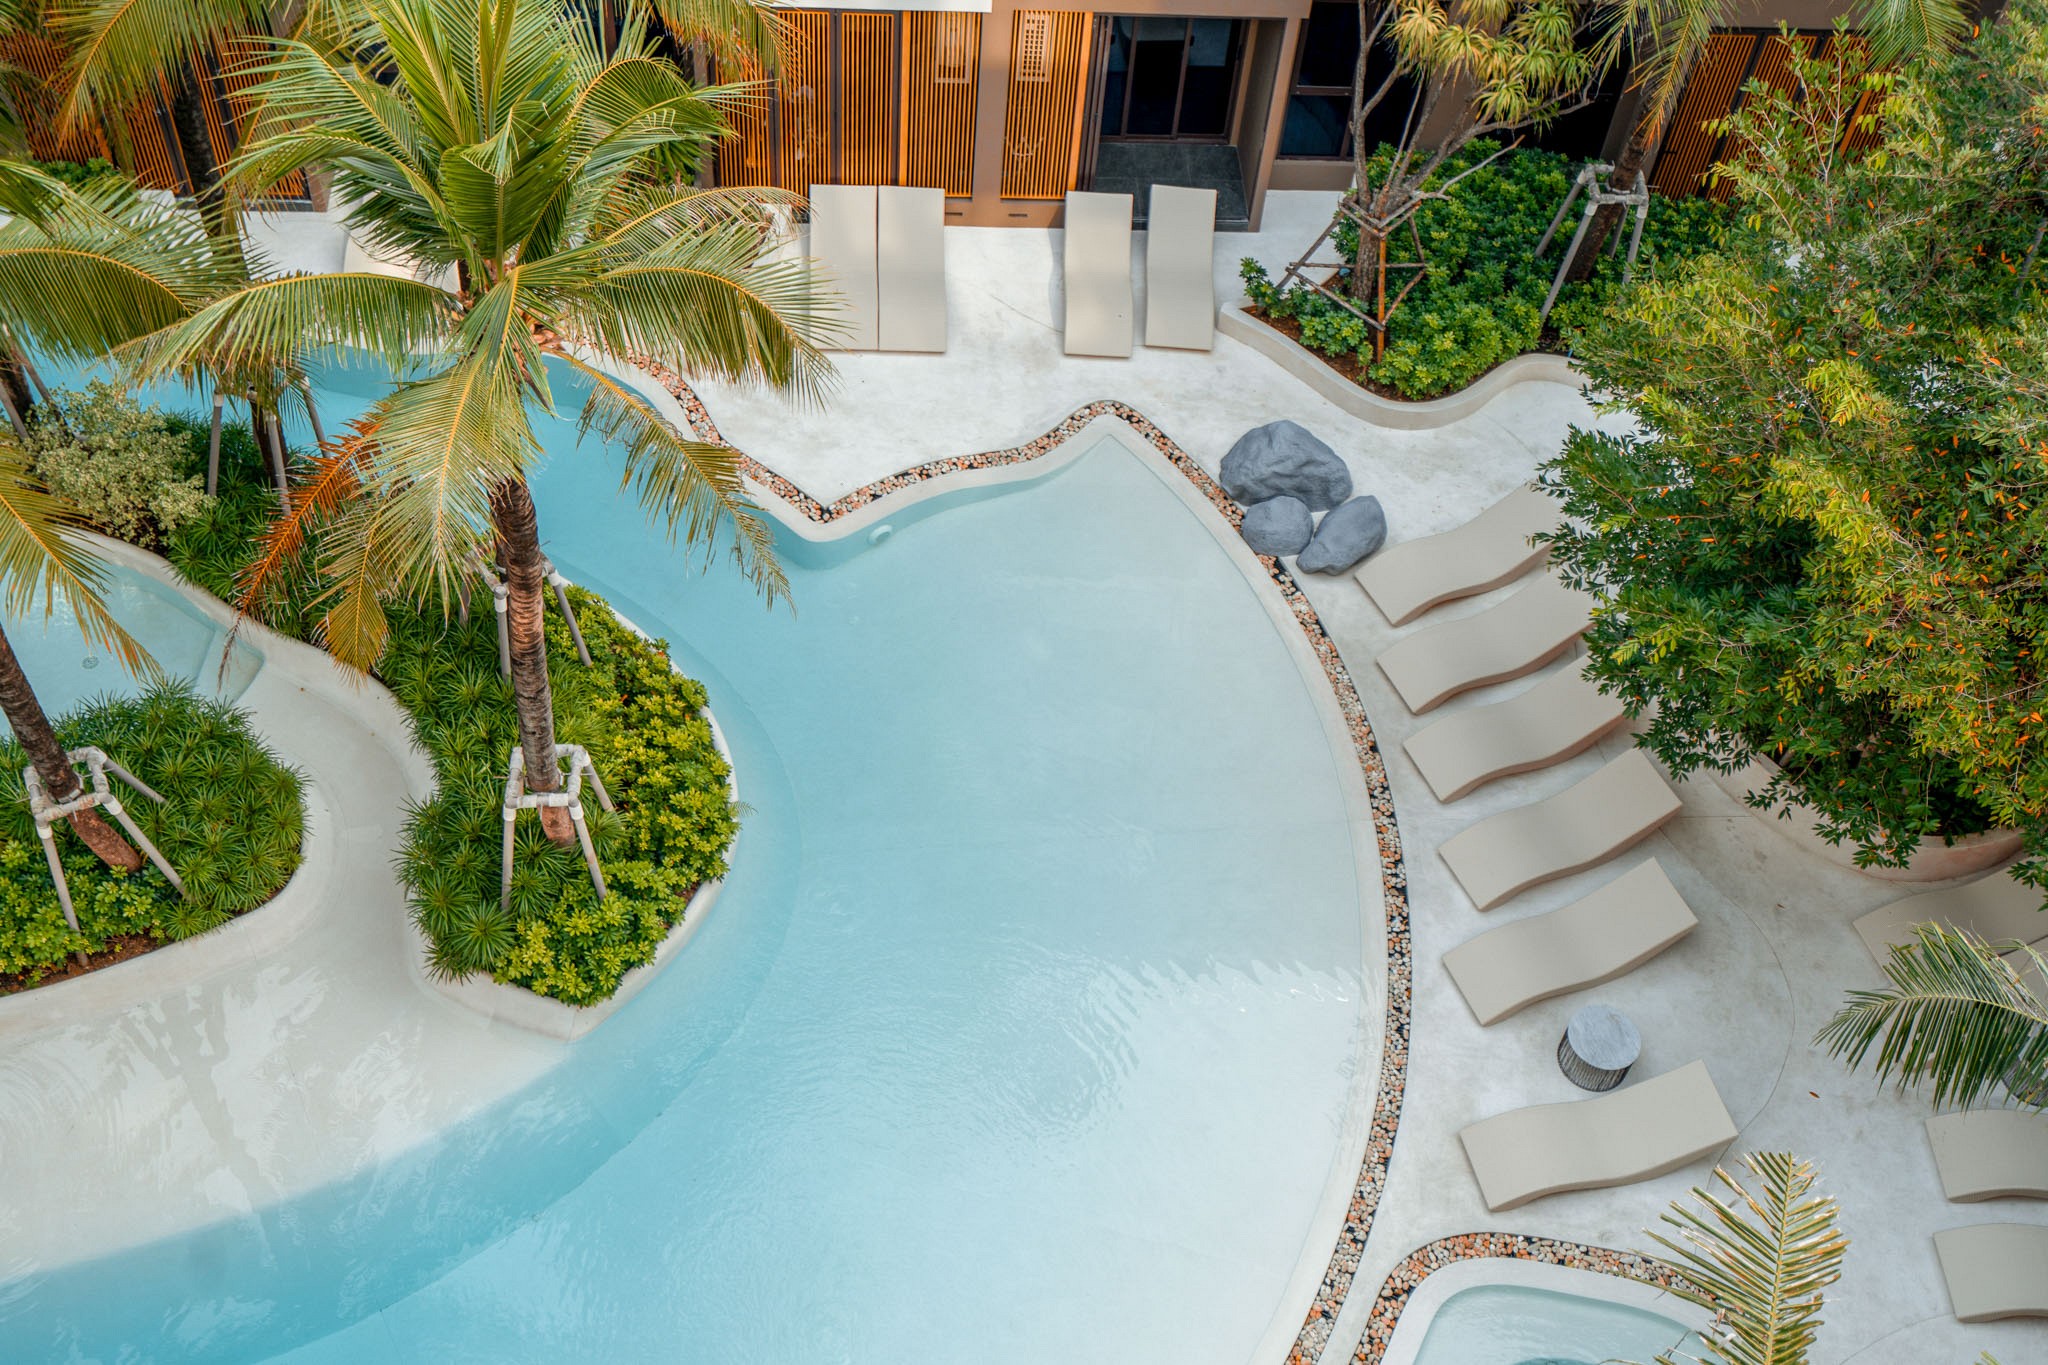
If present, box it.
[488,477,575,847]
[167,70,230,240]
[0,346,33,438]
[0,623,141,871]
[1563,120,1653,284]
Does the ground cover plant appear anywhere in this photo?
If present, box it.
[1540,8,2048,874]
[0,681,303,989]
[1241,141,1728,398]
[171,428,739,1007]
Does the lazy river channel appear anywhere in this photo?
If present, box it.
[1,357,1375,1363]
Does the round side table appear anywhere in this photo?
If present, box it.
[1557,1004,1640,1092]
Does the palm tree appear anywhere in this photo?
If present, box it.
[0,429,150,869]
[1818,924,2048,1111]
[1559,0,1972,282]
[133,0,829,843]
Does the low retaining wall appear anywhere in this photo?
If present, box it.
[1216,305,1583,431]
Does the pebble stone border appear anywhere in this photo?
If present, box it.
[1352,1234,1689,1363]
[631,360,1418,1362]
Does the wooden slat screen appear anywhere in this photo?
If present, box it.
[776,10,833,191]
[211,35,309,198]
[1703,32,1813,200]
[839,13,897,186]
[1648,32,1757,196]
[715,61,777,187]
[902,13,979,195]
[999,9,1092,200]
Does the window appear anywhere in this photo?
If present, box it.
[1278,1,1419,160]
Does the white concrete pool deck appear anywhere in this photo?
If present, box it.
[0,199,2034,1362]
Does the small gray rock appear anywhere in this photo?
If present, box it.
[1298,495,1386,574]
[1220,420,1353,511]
[1240,496,1314,556]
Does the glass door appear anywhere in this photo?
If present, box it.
[1098,17,1242,141]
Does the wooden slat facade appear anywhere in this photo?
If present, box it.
[902,13,979,196]
[839,13,898,186]
[1,32,306,201]
[998,8,1092,200]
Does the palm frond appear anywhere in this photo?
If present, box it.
[0,168,244,360]
[554,349,786,602]
[574,220,840,403]
[1853,0,1971,65]
[636,0,789,71]
[48,0,272,131]
[1645,1152,1846,1365]
[234,418,375,618]
[126,269,457,386]
[0,435,149,676]
[1816,923,2048,1111]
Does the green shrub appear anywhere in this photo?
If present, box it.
[1240,141,1730,399]
[27,381,211,548]
[167,420,738,1007]
[31,157,119,188]
[0,682,305,987]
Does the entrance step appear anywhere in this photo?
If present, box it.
[1091,143,1249,229]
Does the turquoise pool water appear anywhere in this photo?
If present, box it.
[0,562,260,733]
[1412,1285,1699,1365]
[1,358,1369,1362]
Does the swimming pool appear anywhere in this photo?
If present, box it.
[2,357,1372,1361]
[0,560,261,733]
[1410,1285,1698,1365]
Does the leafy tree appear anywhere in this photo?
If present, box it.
[1319,0,1606,357]
[1539,6,2048,873]
[1819,925,2048,1111]
[132,0,828,844]
[1557,0,1968,282]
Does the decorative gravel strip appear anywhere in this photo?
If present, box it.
[1353,1234,1688,1364]
[634,360,1411,1363]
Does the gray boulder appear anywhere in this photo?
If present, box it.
[1298,495,1387,574]
[1220,421,1352,511]
[1240,496,1314,556]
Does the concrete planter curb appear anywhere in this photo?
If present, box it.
[406,601,738,1042]
[1216,304,1584,430]
[1709,754,2024,883]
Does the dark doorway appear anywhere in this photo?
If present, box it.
[1098,17,1243,141]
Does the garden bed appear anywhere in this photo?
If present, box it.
[1241,141,1729,401]
[169,423,739,1008]
[0,684,305,992]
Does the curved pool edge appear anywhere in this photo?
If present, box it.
[1359,1237,1706,1365]
[0,535,431,1041]
[599,348,1417,1365]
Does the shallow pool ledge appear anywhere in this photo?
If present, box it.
[0,534,434,1041]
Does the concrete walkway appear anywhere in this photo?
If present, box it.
[0,547,565,1278]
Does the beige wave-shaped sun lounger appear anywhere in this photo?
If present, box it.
[1062,190,1134,358]
[1443,860,1698,1026]
[878,185,946,353]
[1375,573,1594,716]
[1357,484,1565,626]
[1934,1223,2048,1321]
[1853,869,2047,967]
[1458,1060,1737,1211]
[1404,658,1627,802]
[809,183,879,351]
[1927,1111,2048,1202]
[1142,183,1216,351]
[1439,750,1681,911]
